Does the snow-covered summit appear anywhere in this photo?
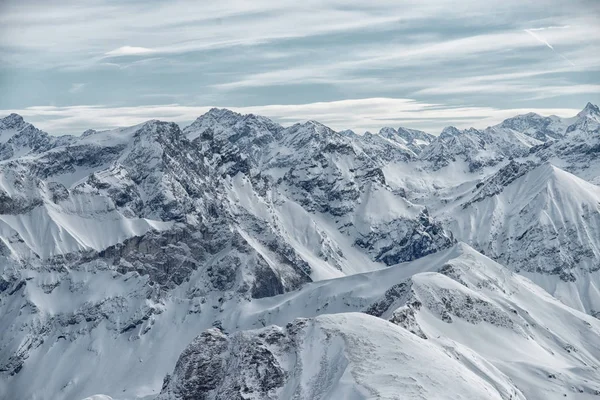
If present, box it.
[0,113,66,160]
[0,113,25,129]
[577,101,600,120]
[498,112,567,141]
[184,108,282,142]
[439,125,463,138]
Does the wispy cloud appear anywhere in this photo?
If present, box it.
[213,23,597,91]
[524,29,555,49]
[105,46,157,57]
[1,1,596,67]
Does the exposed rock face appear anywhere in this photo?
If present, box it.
[354,210,454,265]
[158,326,288,400]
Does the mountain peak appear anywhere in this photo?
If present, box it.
[0,113,25,128]
[291,120,332,134]
[184,108,282,144]
[305,119,326,127]
[130,119,181,141]
[280,120,337,149]
[440,126,461,138]
[378,127,398,139]
[578,102,600,117]
[81,129,98,137]
[192,108,276,129]
[498,112,546,127]
[204,107,243,121]
[524,112,540,118]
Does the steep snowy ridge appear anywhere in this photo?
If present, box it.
[574,102,600,126]
[439,161,600,315]
[0,114,75,161]
[0,110,457,399]
[2,103,600,400]
[5,242,600,399]
[0,120,199,259]
[185,111,454,268]
[528,102,600,182]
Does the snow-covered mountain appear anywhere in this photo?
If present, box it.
[159,244,600,400]
[497,112,569,142]
[531,103,600,183]
[437,161,600,316]
[378,126,435,154]
[1,103,600,400]
[420,125,541,171]
[0,113,75,160]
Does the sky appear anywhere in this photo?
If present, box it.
[0,0,599,135]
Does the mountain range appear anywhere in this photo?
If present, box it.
[1,103,600,399]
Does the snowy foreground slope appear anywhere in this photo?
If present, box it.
[1,104,600,399]
[6,244,600,399]
[160,313,520,400]
[157,244,600,400]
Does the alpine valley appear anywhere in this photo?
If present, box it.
[1,103,600,400]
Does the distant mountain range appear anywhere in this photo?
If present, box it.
[1,103,600,400]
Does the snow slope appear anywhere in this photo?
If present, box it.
[159,313,523,400]
[439,161,600,315]
[158,243,600,400]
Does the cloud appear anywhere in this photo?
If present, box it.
[1,0,596,68]
[526,26,571,31]
[213,23,596,91]
[0,1,416,66]
[416,82,600,98]
[105,46,157,57]
[1,98,582,136]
